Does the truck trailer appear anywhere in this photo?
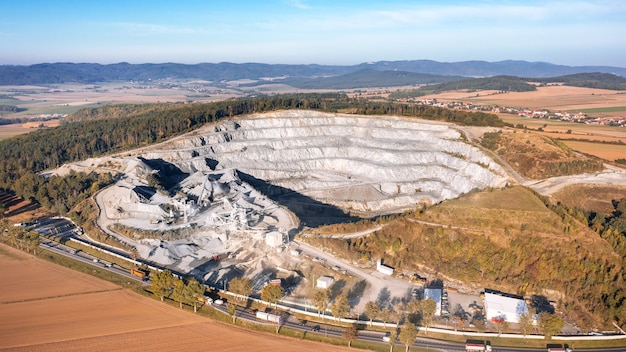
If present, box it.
[130,268,147,279]
[466,343,492,351]
[255,311,283,325]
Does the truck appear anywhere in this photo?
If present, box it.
[130,268,147,279]
[466,343,492,351]
[255,311,283,325]
[547,348,572,352]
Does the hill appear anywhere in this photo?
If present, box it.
[252,69,464,89]
[304,186,625,329]
[1,60,625,85]
[479,130,604,179]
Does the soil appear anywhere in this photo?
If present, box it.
[0,244,352,352]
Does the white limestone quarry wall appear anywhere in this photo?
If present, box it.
[139,111,509,213]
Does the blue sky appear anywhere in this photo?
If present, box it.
[1,0,624,66]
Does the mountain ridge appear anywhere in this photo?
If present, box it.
[1,59,625,85]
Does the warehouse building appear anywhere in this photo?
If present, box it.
[483,288,528,323]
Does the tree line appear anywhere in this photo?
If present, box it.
[0,94,505,217]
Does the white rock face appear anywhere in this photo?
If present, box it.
[141,110,509,214]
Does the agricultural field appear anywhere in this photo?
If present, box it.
[420,85,626,161]
[0,244,351,352]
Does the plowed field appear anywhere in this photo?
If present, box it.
[0,244,352,352]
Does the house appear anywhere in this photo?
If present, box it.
[483,288,528,323]
[316,276,334,289]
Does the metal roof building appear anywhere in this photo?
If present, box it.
[423,287,443,316]
[483,288,528,323]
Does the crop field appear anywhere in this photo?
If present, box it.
[0,244,352,352]
[423,86,626,115]
[560,140,626,161]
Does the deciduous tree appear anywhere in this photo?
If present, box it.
[229,277,253,301]
[365,301,379,326]
[538,312,564,339]
[313,290,328,318]
[331,293,350,321]
[342,323,358,347]
[398,323,417,352]
[151,269,173,302]
[261,284,283,308]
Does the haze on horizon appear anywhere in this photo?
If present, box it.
[1,0,624,68]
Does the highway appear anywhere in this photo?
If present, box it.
[32,221,626,352]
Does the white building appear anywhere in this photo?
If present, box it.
[483,288,528,323]
[423,287,443,316]
[265,231,283,247]
[376,259,394,276]
[316,276,334,289]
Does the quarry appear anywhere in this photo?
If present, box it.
[56,110,511,289]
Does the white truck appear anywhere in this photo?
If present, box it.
[255,311,283,325]
[466,342,492,351]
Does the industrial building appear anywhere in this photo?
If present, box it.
[316,276,335,289]
[423,286,443,316]
[483,288,528,323]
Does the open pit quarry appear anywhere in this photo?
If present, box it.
[56,110,511,286]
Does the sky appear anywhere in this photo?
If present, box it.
[1,0,624,67]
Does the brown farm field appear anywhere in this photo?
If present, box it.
[422,85,626,115]
[420,85,626,160]
[0,244,353,352]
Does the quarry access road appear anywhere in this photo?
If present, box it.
[301,225,384,239]
[527,163,626,196]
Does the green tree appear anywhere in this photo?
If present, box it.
[229,277,253,301]
[151,269,173,302]
[398,323,417,352]
[365,301,380,326]
[227,303,237,323]
[494,319,510,335]
[388,330,397,352]
[472,317,486,333]
[173,277,187,309]
[261,284,283,308]
[518,311,535,336]
[313,289,328,318]
[342,323,358,347]
[538,312,564,339]
[331,293,350,321]
[186,277,205,313]
[379,307,393,328]
[420,298,437,332]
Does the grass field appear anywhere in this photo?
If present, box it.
[567,106,626,114]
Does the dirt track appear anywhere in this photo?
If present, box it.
[0,244,353,352]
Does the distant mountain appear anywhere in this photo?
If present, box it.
[248,69,465,89]
[0,60,625,85]
[357,60,626,78]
